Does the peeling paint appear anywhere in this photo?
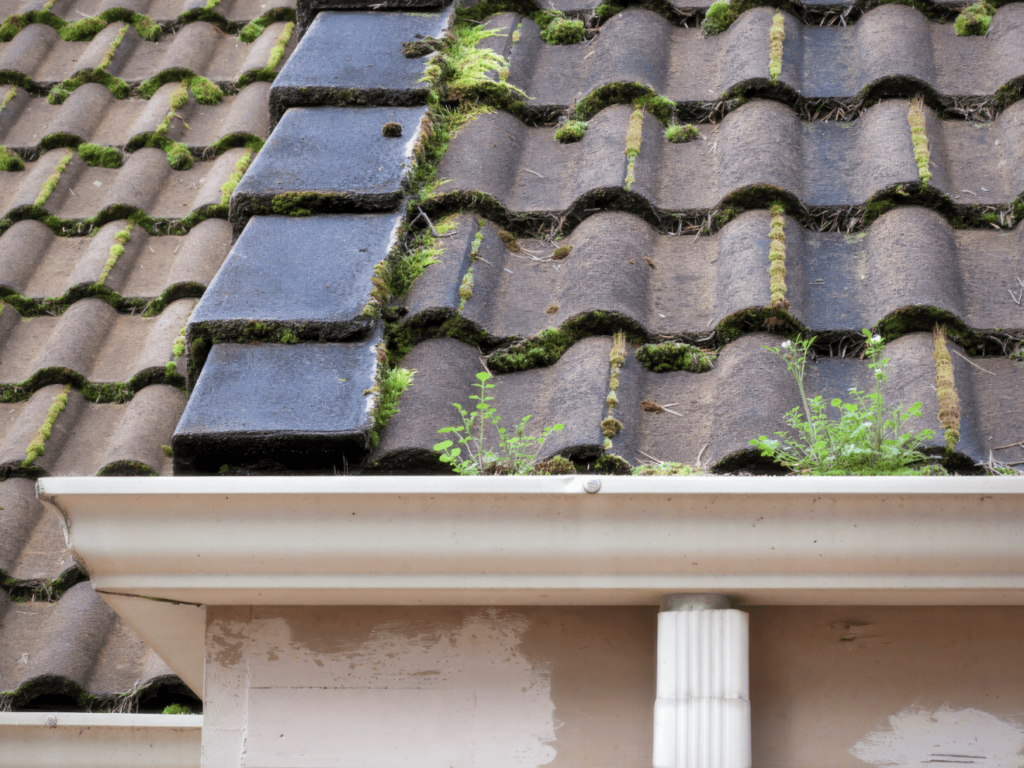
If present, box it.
[851,705,1024,768]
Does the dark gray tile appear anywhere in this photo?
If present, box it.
[230,106,426,231]
[173,338,381,473]
[271,10,453,121]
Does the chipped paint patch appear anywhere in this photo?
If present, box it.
[851,705,1024,768]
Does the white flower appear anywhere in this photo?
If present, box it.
[781,341,792,349]
[871,335,882,343]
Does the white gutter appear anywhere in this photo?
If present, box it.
[0,712,201,768]
[35,474,1024,698]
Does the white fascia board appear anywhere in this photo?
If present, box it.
[0,712,201,768]
[37,475,1024,606]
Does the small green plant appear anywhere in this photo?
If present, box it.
[665,124,699,143]
[702,1,737,35]
[554,120,587,143]
[434,372,564,475]
[955,1,994,35]
[370,366,415,448]
[750,332,938,475]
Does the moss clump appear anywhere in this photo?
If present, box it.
[632,462,703,476]
[0,146,24,171]
[381,121,403,138]
[97,220,134,285]
[532,455,576,475]
[702,1,738,35]
[540,17,584,44]
[266,21,293,70]
[636,341,716,373]
[163,704,191,715]
[161,445,173,457]
[573,84,675,125]
[665,124,699,144]
[137,72,223,105]
[498,228,520,251]
[1,85,15,111]
[768,203,788,309]
[594,3,625,22]
[77,142,121,168]
[933,324,960,450]
[23,385,71,467]
[601,416,623,438]
[164,141,193,170]
[391,215,457,297]
[769,12,784,84]
[369,365,416,449]
[908,96,931,186]
[238,7,296,43]
[554,121,587,143]
[552,245,572,260]
[458,266,474,311]
[220,148,253,205]
[955,1,994,35]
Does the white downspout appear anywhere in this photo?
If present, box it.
[654,594,750,768]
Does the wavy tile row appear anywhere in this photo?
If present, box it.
[0,20,294,91]
[0,477,75,589]
[0,82,270,160]
[0,217,230,307]
[0,580,181,705]
[501,6,1024,111]
[1,0,292,29]
[0,382,184,476]
[434,98,1024,217]
[0,146,247,234]
[374,332,1024,471]
[401,208,1024,343]
[0,298,192,394]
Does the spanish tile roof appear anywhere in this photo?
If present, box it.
[3,0,1024,712]
[0,0,296,711]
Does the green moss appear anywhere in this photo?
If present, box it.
[382,121,403,138]
[636,341,716,373]
[769,12,784,84]
[33,149,73,210]
[593,3,625,22]
[1,85,15,111]
[0,145,24,171]
[363,260,391,319]
[554,120,587,143]
[369,365,416,449]
[531,455,577,474]
[163,703,192,714]
[632,462,703,476]
[955,1,994,34]
[97,220,134,285]
[540,16,584,44]
[220,148,253,204]
[552,245,572,260]
[768,203,788,309]
[162,141,192,170]
[458,266,474,312]
[572,83,675,124]
[702,1,738,35]
[137,72,223,105]
[161,445,173,457]
[391,215,457,297]
[77,142,122,168]
[601,416,623,438]
[908,96,931,186]
[623,104,644,191]
[266,21,293,70]
[665,124,699,143]
[933,324,960,450]
[23,385,70,467]
[238,7,296,42]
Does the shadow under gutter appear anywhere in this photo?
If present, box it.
[36,475,1024,698]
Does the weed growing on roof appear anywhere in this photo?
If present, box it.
[665,124,699,143]
[554,120,588,143]
[0,146,23,171]
[23,385,71,467]
[702,1,737,35]
[751,332,941,475]
[369,366,416,449]
[908,96,931,186]
[955,1,994,34]
[434,371,564,474]
[769,12,784,84]
[932,324,960,450]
